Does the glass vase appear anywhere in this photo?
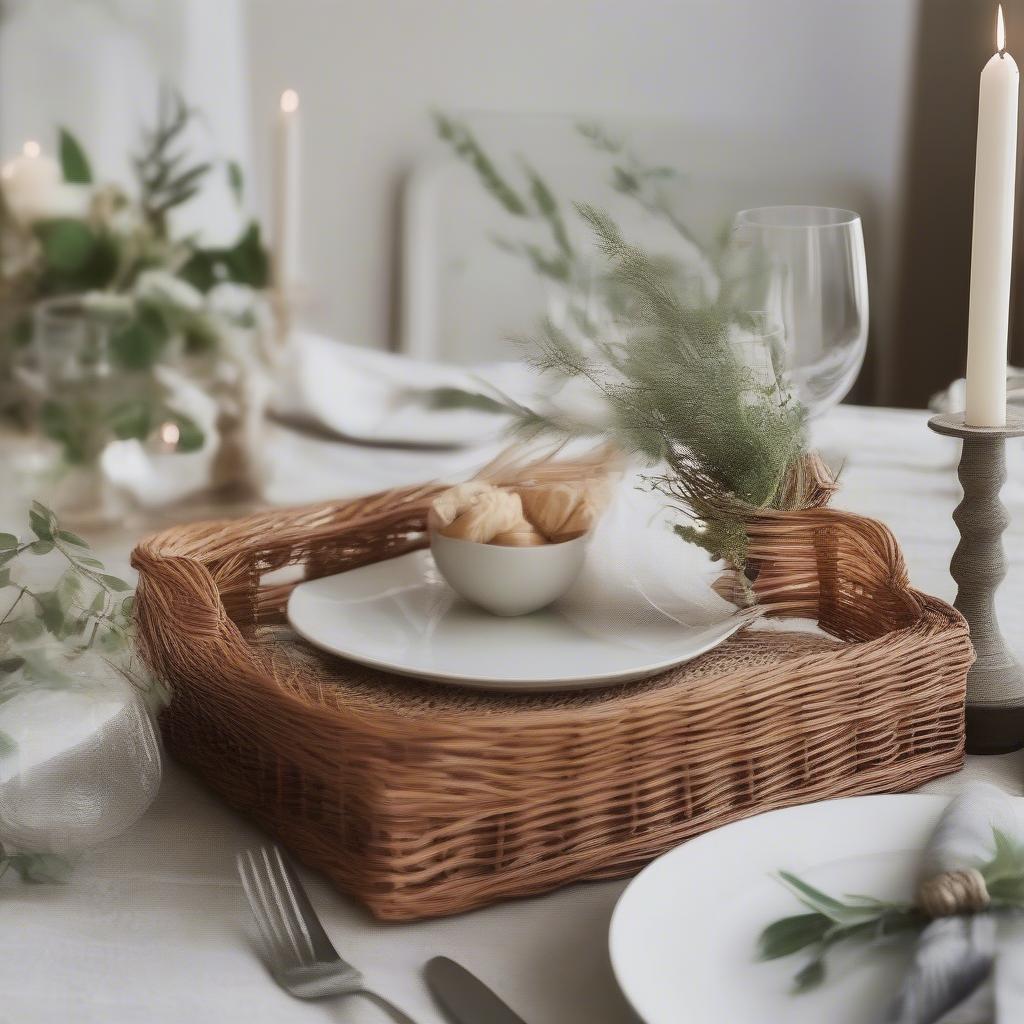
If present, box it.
[18,296,138,527]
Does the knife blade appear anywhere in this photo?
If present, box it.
[425,956,528,1024]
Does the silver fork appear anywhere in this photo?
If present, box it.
[236,845,420,1024]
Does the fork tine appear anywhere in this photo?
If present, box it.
[237,849,298,970]
[237,851,280,961]
[269,847,322,964]
[259,847,312,966]
[272,848,342,964]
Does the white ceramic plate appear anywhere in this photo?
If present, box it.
[609,795,957,1024]
[286,548,753,692]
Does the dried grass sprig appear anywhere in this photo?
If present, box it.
[509,203,817,570]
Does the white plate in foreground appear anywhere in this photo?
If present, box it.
[286,548,752,692]
[610,795,955,1024]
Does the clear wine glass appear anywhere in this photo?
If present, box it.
[727,206,869,418]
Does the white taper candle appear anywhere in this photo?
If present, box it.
[273,88,301,293]
[965,6,1020,427]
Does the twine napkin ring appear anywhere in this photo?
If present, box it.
[917,867,990,918]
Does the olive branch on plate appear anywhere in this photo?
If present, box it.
[759,827,1024,993]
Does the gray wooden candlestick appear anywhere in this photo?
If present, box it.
[929,412,1024,753]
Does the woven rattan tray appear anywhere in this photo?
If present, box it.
[132,459,972,921]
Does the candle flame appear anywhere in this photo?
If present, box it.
[159,421,181,447]
[998,4,1006,52]
[280,89,299,113]
[22,140,40,159]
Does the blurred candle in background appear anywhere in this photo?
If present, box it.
[0,140,61,223]
[273,88,301,293]
[965,5,1019,427]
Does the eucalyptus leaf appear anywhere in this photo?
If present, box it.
[99,574,131,592]
[31,502,56,525]
[29,510,52,541]
[58,127,93,184]
[36,591,66,634]
[107,400,153,441]
[227,159,244,203]
[0,534,18,550]
[180,221,269,292]
[12,619,44,643]
[57,529,89,548]
[983,828,1024,885]
[777,871,880,925]
[35,219,96,273]
[433,112,527,216]
[758,913,831,961]
[30,540,54,556]
[109,318,166,372]
[760,874,927,994]
[792,957,826,994]
[8,853,73,884]
[418,387,508,414]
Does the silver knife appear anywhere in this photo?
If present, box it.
[425,956,528,1024]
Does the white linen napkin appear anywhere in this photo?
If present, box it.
[885,783,1024,1024]
[271,331,537,447]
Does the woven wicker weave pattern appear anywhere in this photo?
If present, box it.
[132,462,972,921]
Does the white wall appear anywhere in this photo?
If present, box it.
[0,0,251,245]
[248,0,921,381]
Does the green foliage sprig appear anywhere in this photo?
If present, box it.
[430,114,811,569]
[0,502,133,666]
[0,501,164,887]
[0,501,161,710]
[759,828,1024,994]
[0,844,71,885]
[134,88,212,233]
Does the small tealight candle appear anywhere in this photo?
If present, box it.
[1,140,88,225]
[157,421,181,453]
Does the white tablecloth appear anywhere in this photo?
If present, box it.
[2,404,1023,1023]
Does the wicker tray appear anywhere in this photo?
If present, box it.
[132,463,972,921]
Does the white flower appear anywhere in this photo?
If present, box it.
[206,282,254,320]
[81,292,133,317]
[134,270,204,315]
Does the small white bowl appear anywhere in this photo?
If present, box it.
[429,531,588,616]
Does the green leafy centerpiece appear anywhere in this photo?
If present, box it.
[0,89,272,513]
